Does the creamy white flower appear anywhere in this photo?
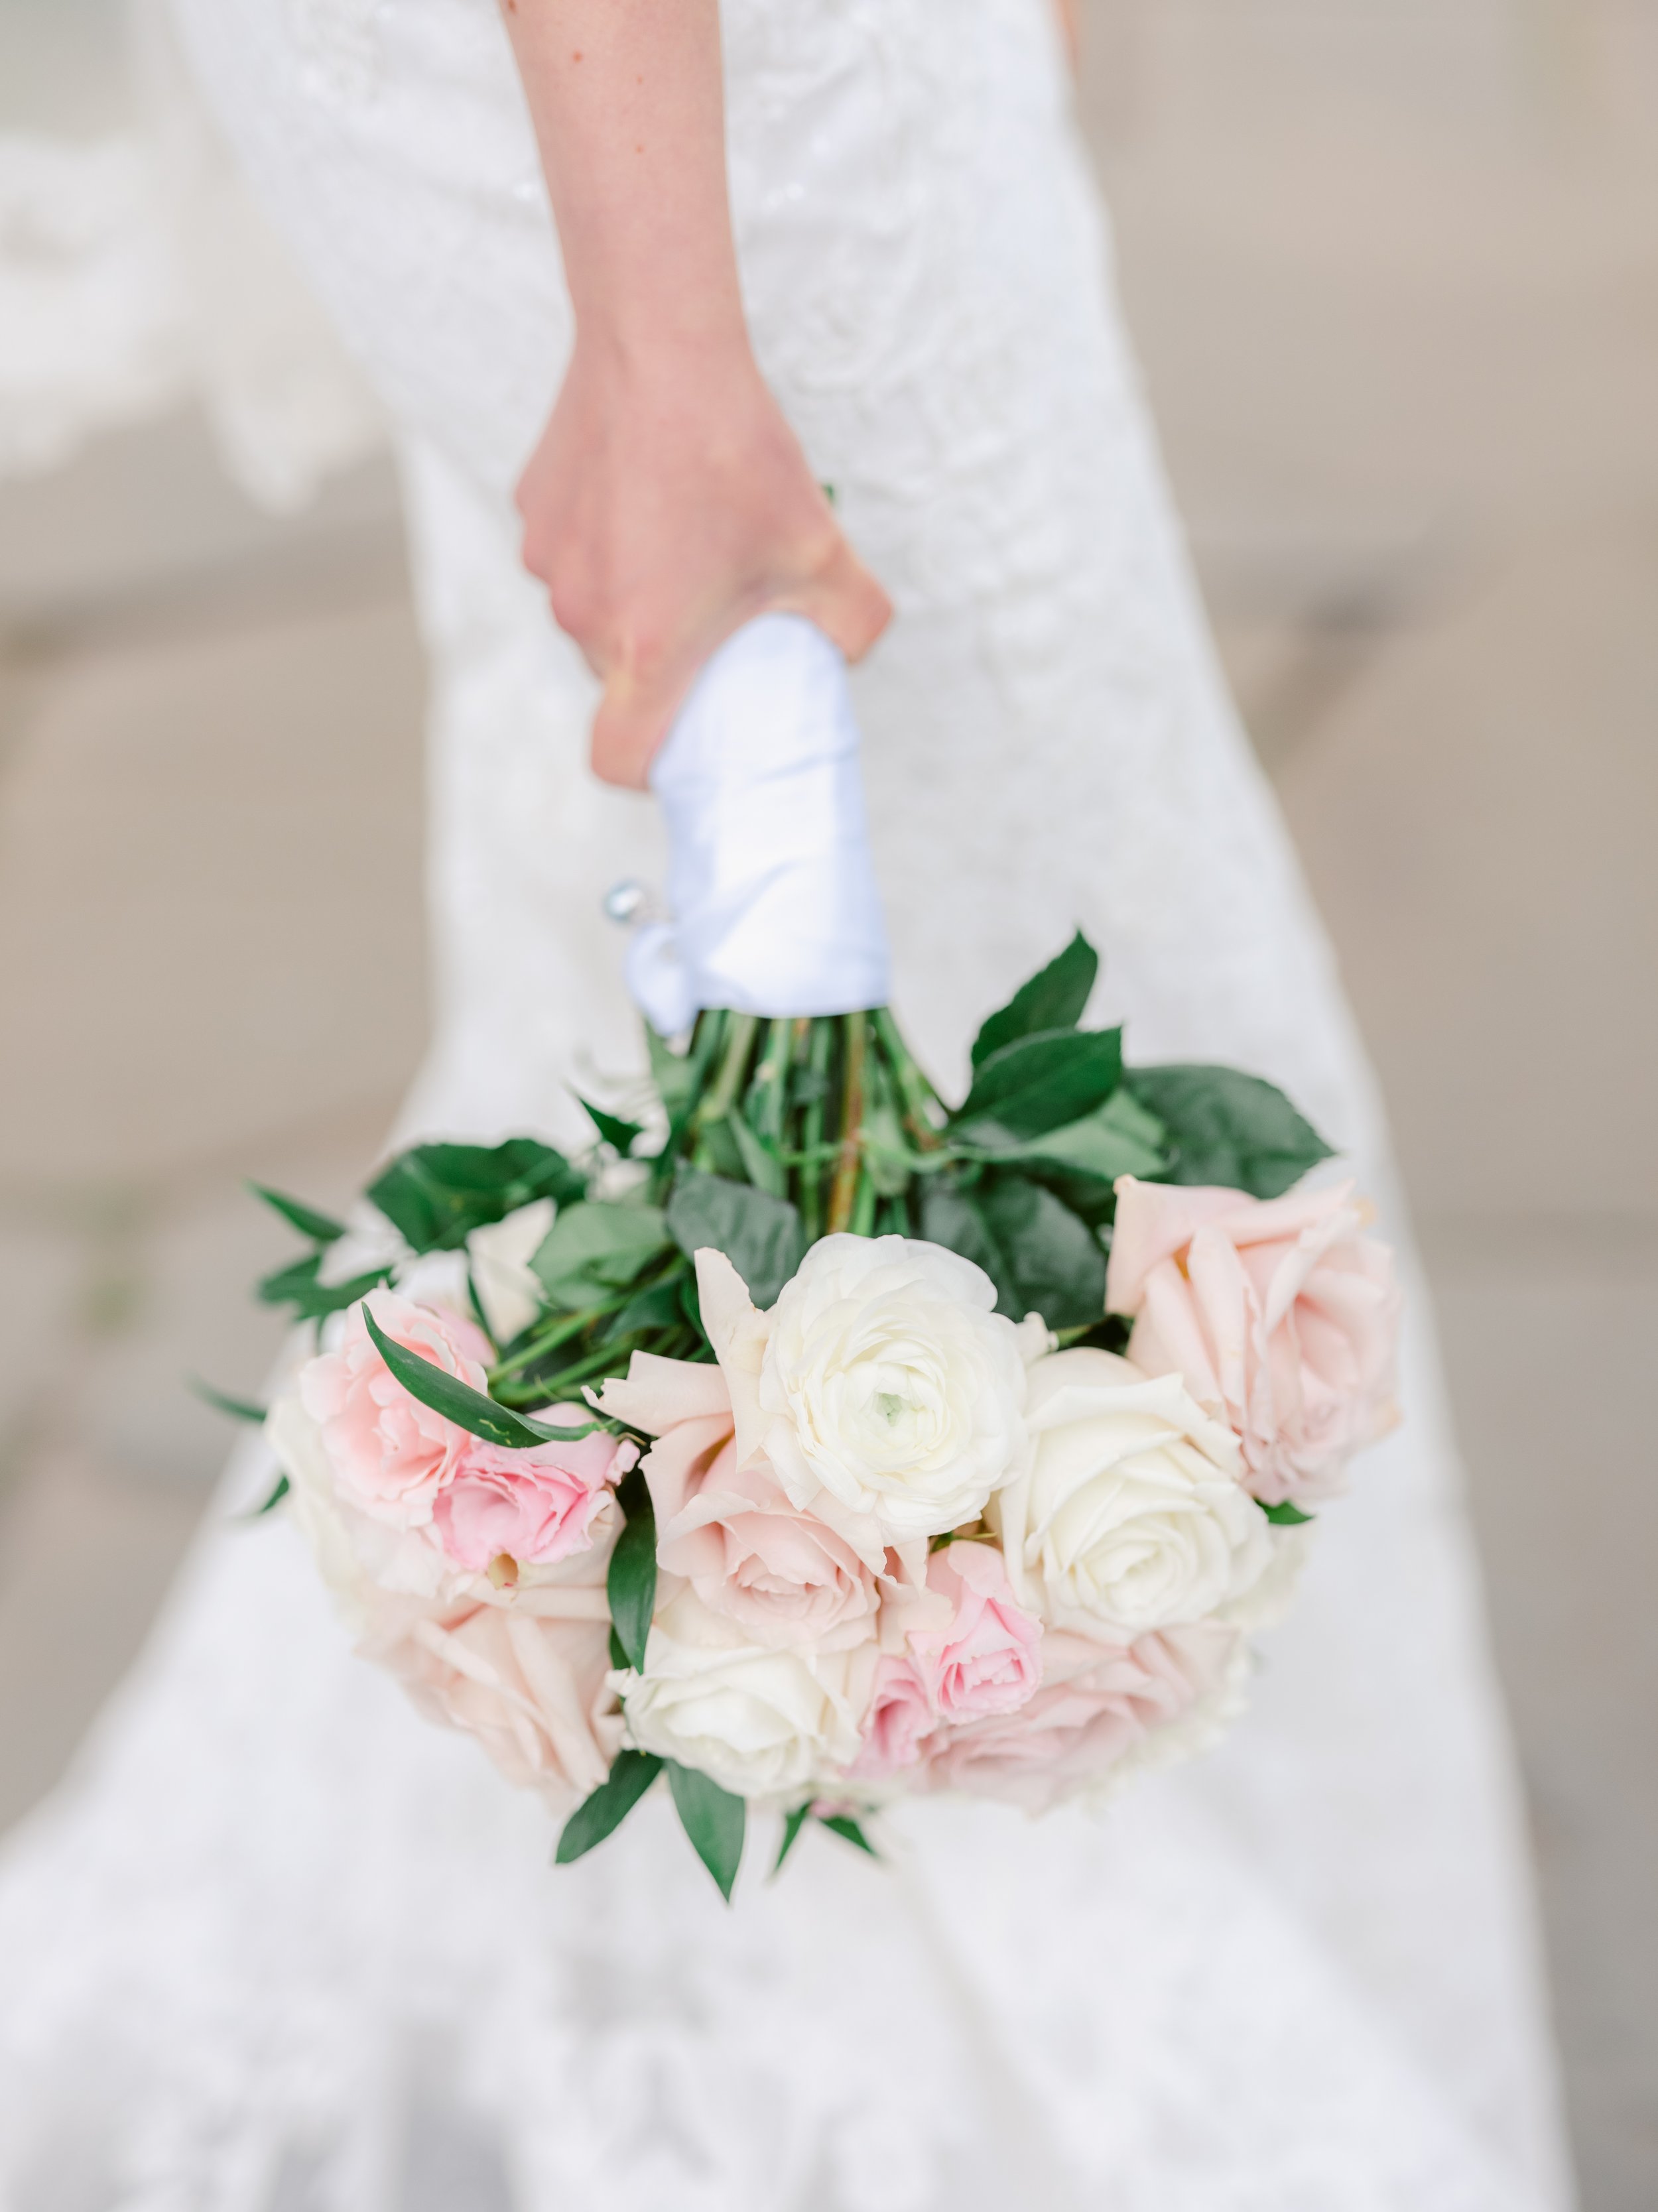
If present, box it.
[266,1386,375,1628]
[1220,1522,1316,1633]
[468,1198,555,1344]
[754,1234,1031,1544]
[620,1585,874,1800]
[989,1347,1271,1638]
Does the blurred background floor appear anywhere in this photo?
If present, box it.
[1,3,1654,2207]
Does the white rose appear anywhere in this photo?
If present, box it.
[989,1348,1271,1638]
[1222,1522,1316,1633]
[266,1385,375,1628]
[620,1586,874,1801]
[467,1198,556,1344]
[754,1234,1033,1544]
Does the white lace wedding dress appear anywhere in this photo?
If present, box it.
[0,3,1576,2208]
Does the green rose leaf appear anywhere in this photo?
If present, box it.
[818,1812,879,1859]
[667,1760,747,1902]
[607,1465,658,1674]
[1263,1499,1315,1526]
[773,1801,813,1876]
[367,1137,584,1255]
[532,1201,672,1312]
[970,931,1100,1072]
[555,1749,664,1865]
[921,1172,1106,1331]
[257,1251,393,1320]
[666,1169,806,1310]
[952,1027,1123,1143]
[1125,1066,1334,1199]
[728,1112,788,1199]
[247,1182,346,1245]
[574,1094,645,1159]
[602,1273,692,1344]
[190,1377,267,1425]
[243,1471,290,1518]
[960,1085,1170,1184]
[361,1306,599,1451]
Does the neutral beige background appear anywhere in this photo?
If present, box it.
[1,3,1653,2206]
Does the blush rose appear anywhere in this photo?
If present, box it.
[1106,1176,1402,1506]
[299,1290,494,1526]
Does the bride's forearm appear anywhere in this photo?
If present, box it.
[500,0,890,786]
[501,0,747,363]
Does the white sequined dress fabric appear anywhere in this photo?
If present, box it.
[0,3,1575,2207]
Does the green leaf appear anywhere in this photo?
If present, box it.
[1263,1500,1315,1526]
[247,1182,346,1244]
[361,1306,598,1451]
[728,1112,787,1199]
[555,1749,663,1865]
[532,1202,672,1312]
[574,1094,645,1158]
[603,1274,690,1343]
[666,1169,806,1310]
[1125,1066,1334,1199]
[774,1801,813,1876]
[607,1466,658,1673]
[245,1471,290,1518]
[962,1085,1171,1184]
[257,1251,323,1307]
[667,1760,747,1902]
[954,1027,1123,1142]
[257,1252,392,1321]
[818,1812,879,1859]
[922,1172,1106,1331]
[367,1138,584,1255]
[190,1377,267,1424]
[970,932,1099,1071]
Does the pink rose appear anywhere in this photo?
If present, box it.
[300,1291,495,1526]
[597,1351,893,1652]
[921,1621,1236,1813]
[909,1542,1041,1724]
[373,1591,621,1806]
[849,1656,936,1780]
[1106,1176,1402,1508]
[430,1430,639,1573]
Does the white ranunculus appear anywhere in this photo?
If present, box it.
[620,1586,873,1801]
[754,1233,1033,1544]
[989,1347,1271,1638]
[467,1198,556,1345]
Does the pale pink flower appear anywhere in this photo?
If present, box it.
[1106,1176,1402,1508]
[848,1655,937,1780]
[299,1291,495,1526]
[430,1431,638,1573]
[373,1593,621,1808]
[597,1351,895,1652]
[921,1621,1237,1813]
[910,1542,1041,1724]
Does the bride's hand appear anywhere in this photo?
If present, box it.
[517,334,891,790]
[501,0,890,790]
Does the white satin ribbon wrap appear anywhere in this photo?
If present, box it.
[624,613,892,1034]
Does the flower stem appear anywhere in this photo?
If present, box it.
[700,1011,760,1128]
[798,1018,832,1241]
[827,1013,867,1234]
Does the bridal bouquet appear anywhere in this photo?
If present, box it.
[229,929,1400,1898]
[214,617,1400,1896]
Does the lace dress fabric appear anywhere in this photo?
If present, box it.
[0,2,1574,2207]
